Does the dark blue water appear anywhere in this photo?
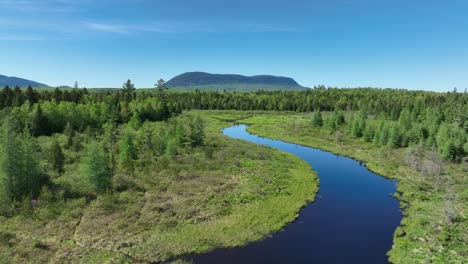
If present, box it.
[191,125,402,264]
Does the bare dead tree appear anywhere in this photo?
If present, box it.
[335,131,343,143]
[405,141,424,172]
[443,186,458,224]
[421,145,444,189]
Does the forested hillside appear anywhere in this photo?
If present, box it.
[165,72,307,91]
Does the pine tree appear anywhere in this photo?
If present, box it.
[0,120,42,201]
[118,131,137,176]
[190,116,205,147]
[25,85,38,106]
[31,104,49,136]
[13,86,24,107]
[1,86,13,108]
[363,125,374,142]
[49,140,65,174]
[128,112,142,129]
[64,122,75,149]
[388,125,401,148]
[122,79,135,93]
[312,109,323,127]
[80,142,111,194]
[72,133,82,152]
[335,110,345,126]
[102,122,119,176]
[155,79,166,90]
[175,121,188,147]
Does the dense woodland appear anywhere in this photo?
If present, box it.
[0,82,466,262]
[1,84,466,159]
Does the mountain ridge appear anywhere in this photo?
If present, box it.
[0,74,48,87]
[166,72,306,91]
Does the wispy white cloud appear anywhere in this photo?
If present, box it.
[84,22,130,34]
[83,22,173,34]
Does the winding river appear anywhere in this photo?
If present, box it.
[192,124,402,263]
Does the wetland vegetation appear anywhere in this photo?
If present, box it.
[0,85,466,263]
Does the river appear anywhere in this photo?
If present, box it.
[190,124,402,263]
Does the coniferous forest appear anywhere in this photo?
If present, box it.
[0,84,466,263]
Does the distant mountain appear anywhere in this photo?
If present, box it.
[166,72,307,91]
[0,74,48,87]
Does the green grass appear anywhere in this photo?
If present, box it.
[201,110,466,264]
[0,112,318,263]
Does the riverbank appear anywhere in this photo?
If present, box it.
[216,111,465,263]
[0,113,318,263]
[190,124,400,263]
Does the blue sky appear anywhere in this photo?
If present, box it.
[1,0,467,91]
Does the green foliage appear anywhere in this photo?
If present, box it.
[0,84,466,263]
[30,104,50,136]
[325,110,345,130]
[79,141,111,194]
[388,125,401,148]
[0,120,42,201]
[362,124,375,142]
[188,116,205,147]
[49,139,65,174]
[240,112,466,263]
[128,111,143,129]
[311,109,323,127]
[436,124,467,161]
[122,79,135,92]
[118,130,137,175]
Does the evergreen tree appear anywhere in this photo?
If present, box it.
[192,116,205,146]
[128,112,143,129]
[63,122,74,149]
[351,118,362,137]
[49,140,65,174]
[31,104,49,136]
[436,124,466,161]
[165,136,177,156]
[155,79,167,90]
[335,110,345,126]
[102,122,119,176]
[13,86,24,107]
[1,86,13,108]
[118,131,137,176]
[388,125,401,148]
[122,79,135,93]
[189,116,205,147]
[312,109,323,127]
[175,121,188,147]
[0,120,41,201]
[25,85,38,106]
[363,125,375,142]
[72,133,82,152]
[80,142,111,194]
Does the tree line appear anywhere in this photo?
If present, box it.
[0,82,466,208]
